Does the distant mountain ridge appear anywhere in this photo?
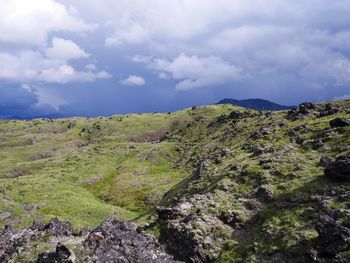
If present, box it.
[217,98,295,111]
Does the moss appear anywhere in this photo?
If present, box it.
[0,100,350,261]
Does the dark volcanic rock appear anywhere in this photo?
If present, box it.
[156,195,231,263]
[164,221,204,262]
[157,206,184,220]
[219,210,243,227]
[0,218,73,262]
[298,102,316,113]
[319,156,333,168]
[309,138,324,150]
[36,243,72,263]
[313,215,350,259]
[252,146,274,156]
[194,160,208,179]
[329,118,350,128]
[83,217,180,263]
[255,186,274,203]
[318,103,342,117]
[1,217,180,263]
[229,110,241,119]
[287,102,316,120]
[325,155,350,181]
[44,218,76,237]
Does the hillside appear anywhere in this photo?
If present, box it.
[0,100,350,262]
[217,98,295,111]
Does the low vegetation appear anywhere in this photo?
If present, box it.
[0,100,349,262]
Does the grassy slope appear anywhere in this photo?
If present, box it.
[0,100,349,262]
[152,99,350,262]
[0,105,233,228]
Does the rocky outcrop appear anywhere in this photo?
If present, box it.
[0,218,75,262]
[319,156,332,167]
[157,195,232,263]
[329,118,350,128]
[83,217,180,263]
[325,155,350,181]
[0,217,180,263]
[36,243,72,263]
[255,186,274,203]
[311,215,350,261]
[287,102,316,120]
[318,103,342,117]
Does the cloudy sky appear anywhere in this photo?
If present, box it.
[1,0,350,118]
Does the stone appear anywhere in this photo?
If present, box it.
[318,103,341,117]
[220,148,232,157]
[229,110,241,119]
[252,146,274,156]
[287,102,316,120]
[194,160,208,179]
[219,210,244,227]
[325,155,350,181]
[157,206,184,220]
[36,243,72,263]
[319,156,332,167]
[313,215,350,259]
[44,218,75,237]
[255,186,274,203]
[83,217,180,263]
[329,118,350,128]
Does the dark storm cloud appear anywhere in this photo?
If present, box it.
[0,84,58,118]
[1,0,350,118]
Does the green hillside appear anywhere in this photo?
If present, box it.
[0,100,349,262]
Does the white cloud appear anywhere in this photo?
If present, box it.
[2,0,350,102]
[38,65,111,84]
[135,53,242,90]
[0,0,110,86]
[86,64,97,70]
[35,87,67,110]
[0,0,94,46]
[45,38,90,61]
[21,83,33,92]
[121,75,146,86]
[106,24,149,47]
[0,51,111,84]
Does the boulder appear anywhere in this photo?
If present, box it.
[36,243,72,263]
[298,102,316,114]
[319,156,332,168]
[329,118,350,128]
[83,217,180,263]
[314,215,350,259]
[219,210,244,227]
[325,155,350,181]
[318,103,341,117]
[157,206,184,220]
[255,186,274,203]
[252,146,274,156]
[287,102,316,120]
[44,218,75,237]
[229,110,241,119]
[194,160,208,179]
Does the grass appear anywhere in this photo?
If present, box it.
[0,105,231,228]
[0,100,349,262]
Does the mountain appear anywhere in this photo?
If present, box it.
[217,98,295,111]
[0,99,349,262]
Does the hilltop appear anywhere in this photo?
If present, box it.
[217,98,295,111]
[0,99,349,262]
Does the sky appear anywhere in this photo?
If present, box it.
[0,0,350,118]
